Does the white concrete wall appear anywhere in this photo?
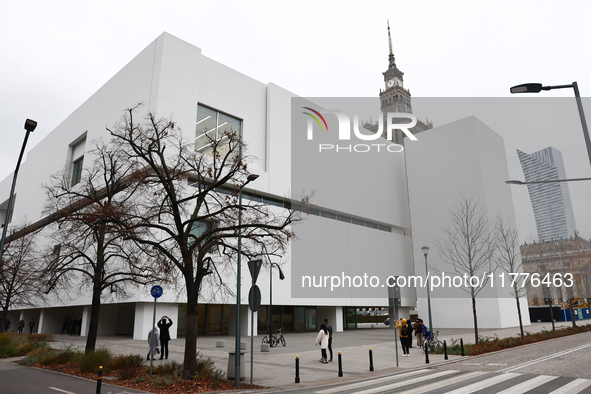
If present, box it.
[406,116,532,329]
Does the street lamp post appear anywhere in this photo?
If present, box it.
[0,119,37,270]
[235,173,259,387]
[510,82,591,168]
[268,262,285,341]
[421,246,433,336]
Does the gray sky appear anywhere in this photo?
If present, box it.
[2,0,591,241]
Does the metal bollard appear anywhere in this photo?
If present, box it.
[369,348,374,372]
[460,338,465,356]
[96,366,103,394]
[295,356,300,383]
[444,340,448,360]
[338,352,343,377]
[425,343,430,364]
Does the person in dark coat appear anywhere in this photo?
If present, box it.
[18,318,25,333]
[60,316,69,335]
[323,318,333,362]
[70,317,77,336]
[157,316,173,360]
[28,319,35,334]
[5,317,11,332]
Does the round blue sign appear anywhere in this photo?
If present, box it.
[150,285,163,298]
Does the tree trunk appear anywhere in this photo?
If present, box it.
[472,296,479,344]
[549,301,555,331]
[182,273,199,380]
[515,294,524,339]
[569,298,577,328]
[85,279,102,353]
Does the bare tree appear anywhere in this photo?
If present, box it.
[0,223,44,324]
[43,140,160,353]
[108,106,308,379]
[436,196,497,344]
[495,215,526,338]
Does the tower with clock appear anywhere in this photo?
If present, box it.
[367,21,432,145]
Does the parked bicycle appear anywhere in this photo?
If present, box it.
[262,327,286,347]
[423,330,442,352]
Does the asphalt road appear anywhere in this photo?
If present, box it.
[0,358,149,394]
[274,330,591,393]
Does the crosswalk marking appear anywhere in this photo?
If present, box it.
[548,378,591,394]
[350,370,458,394]
[494,375,558,394]
[502,343,591,372]
[49,388,76,394]
[314,369,428,394]
[403,371,486,394]
[442,372,521,393]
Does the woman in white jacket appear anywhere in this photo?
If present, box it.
[315,324,330,364]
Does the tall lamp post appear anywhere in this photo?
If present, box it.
[0,119,37,270]
[268,262,285,341]
[421,246,433,336]
[510,82,591,168]
[234,173,258,387]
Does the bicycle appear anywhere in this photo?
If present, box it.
[423,330,442,352]
[270,327,286,347]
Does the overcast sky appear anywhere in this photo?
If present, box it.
[2,0,591,242]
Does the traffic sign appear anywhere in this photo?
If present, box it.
[248,285,261,312]
[248,259,263,285]
[151,285,163,298]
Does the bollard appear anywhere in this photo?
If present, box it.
[460,338,465,356]
[444,340,448,360]
[425,343,430,364]
[369,348,374,372]
[295,356,300,383]
[96,366,103,394]
[338,352,343,377]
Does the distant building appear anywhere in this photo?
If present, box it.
[364,21,432,145]
[517,147,577,241]
[521,237,591,307]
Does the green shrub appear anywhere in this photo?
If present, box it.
[193,351,223,382]
[39,351,61,366]
[150,360,183,376]
[79,348,113,373]
[109,354,145,379]
[56,345,82,364]
[20,347,54,365]
[152,374,180,388]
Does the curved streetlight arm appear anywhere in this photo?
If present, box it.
[506,177,591,185]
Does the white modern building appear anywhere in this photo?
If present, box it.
[517,147,577,241]
[0,32,529,339]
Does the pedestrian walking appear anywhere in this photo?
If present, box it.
[70,317,77,336]
[60,316,69,334]
[28,319,35,334]
[396,318,411,356]
[147,326,160,360]
[323,318,333,362]
[415,318,424,348]
[4,317,11,332]
[315,323,329,364]
[18,318,25,333]
[157,316,173,360]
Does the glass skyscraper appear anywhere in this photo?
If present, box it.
[517,147,577,241]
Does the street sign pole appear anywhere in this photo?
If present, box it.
[149,285,163,379]
[388,278,401,367]
[247,260,262,387]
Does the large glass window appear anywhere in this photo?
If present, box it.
[195,105,241,159]
[71,157,84,186]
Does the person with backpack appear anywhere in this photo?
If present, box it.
[414,318,424,349]
[396,318,412,356]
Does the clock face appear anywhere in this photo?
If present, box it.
[387,79,394,88]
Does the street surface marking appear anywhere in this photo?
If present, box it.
[403,371,485,394]
[502,343,591,372]
[461,363,482,365]
[443,372,520,393]
[485,363,507,366]
[49,388,76,394]
[351,370,457,394]
[494,375,557,394]
[315,369,427,393]
[548,378,591,393]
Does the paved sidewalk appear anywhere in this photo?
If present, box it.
[50,319,591,389]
